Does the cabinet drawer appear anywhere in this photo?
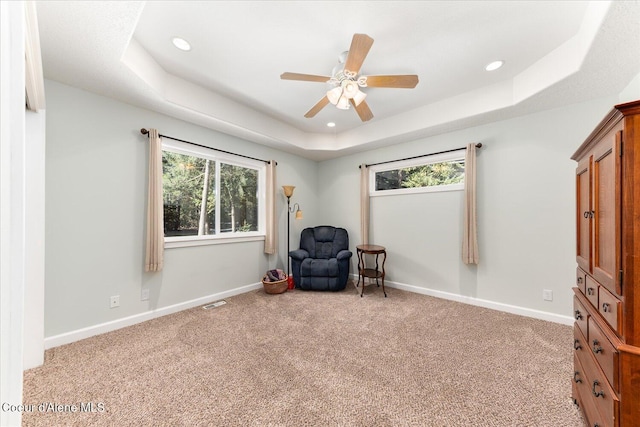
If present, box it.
[574,296,589,340]
[588,317,619,393]
[573,353,610,427]
[573,324,588,356]
[576,267,587,294]
[598,286,622,336]
[576,341,619,427]
[585,275,599,309]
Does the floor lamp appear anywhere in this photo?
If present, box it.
[282,185,303,288]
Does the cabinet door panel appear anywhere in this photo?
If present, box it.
[592,132,621,296]
[577,156,592,273]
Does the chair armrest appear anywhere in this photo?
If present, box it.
[336,250,352,261]
[289,249,309,261]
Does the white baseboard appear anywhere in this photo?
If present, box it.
[352,275,574,326]
[46,277,574,350]
[44,282,263,350]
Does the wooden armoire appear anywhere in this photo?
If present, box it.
[571,100,640,427]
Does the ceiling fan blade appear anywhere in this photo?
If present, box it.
[344,34,374,74]
[363,75,419,88]
[281,72,331,83]
[351,99,374,122]
[305,96,330,118]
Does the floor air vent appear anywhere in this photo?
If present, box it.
[203,300,227,310]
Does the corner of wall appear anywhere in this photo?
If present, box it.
[619,72,640,103]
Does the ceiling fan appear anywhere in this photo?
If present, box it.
[280,33,419,122]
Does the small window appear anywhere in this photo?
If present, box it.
[370,150,465,196]
[162,139,265,247]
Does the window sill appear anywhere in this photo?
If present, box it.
[370,183,463,197]
[165,234,265,249]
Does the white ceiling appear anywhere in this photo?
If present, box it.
[35,1,640,160]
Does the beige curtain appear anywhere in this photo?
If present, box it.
[264,160,277,254]
[145,129,164,272]
[360,164,370,245]
[462,143,479,264]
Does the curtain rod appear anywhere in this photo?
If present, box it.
[140,128,274,165]
[359,143,482,168]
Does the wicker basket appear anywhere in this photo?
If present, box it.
[262,275,288,294]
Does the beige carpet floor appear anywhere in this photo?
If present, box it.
[23,283,585,426]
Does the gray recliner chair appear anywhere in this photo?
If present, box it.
[289,226,352,291]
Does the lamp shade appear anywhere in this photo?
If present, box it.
[326,86,342,105]
[336,95,350,110]
[342,80,359,99]
[352,89,366,106]
[282,185,295,198]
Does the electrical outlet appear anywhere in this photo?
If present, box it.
[543,289,553,301]
[110,295,120,308]
[141,288,150,301]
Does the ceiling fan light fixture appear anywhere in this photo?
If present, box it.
[342,80,360,99]
[352,90,367,107]
[336,96,350,110]
[280,33,419,122]
[326,86,343,105]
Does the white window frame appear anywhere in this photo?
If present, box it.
[161,139,266,249]
[369,149,465,197]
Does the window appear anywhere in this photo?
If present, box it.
[370,150,465,196]
[162,139,265,247]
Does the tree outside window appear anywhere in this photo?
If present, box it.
[161,146,262,240]
[375,160,465,191]
[370,150,465,196]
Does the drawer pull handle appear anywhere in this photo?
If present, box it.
[584,211,589,218]
[587,287,595,296]
[573,371,582,383]
[574,339,582,350]
[574,310,583,320]
[592,339,603,354]
[577,277,583,284]
[602,302,610,313]
[592,380,605,398]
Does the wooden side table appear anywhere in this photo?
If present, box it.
[356,244,387,297]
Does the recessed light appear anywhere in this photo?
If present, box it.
[485,60,504,71]
[172,37,191,52]
[327,122,336,128]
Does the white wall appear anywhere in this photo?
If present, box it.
[42,78,640,344]
[619,71,640,104]
[1,2,26,425]
[23,109,46,369]
[318,97,620,320]
[44,80,318,340]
